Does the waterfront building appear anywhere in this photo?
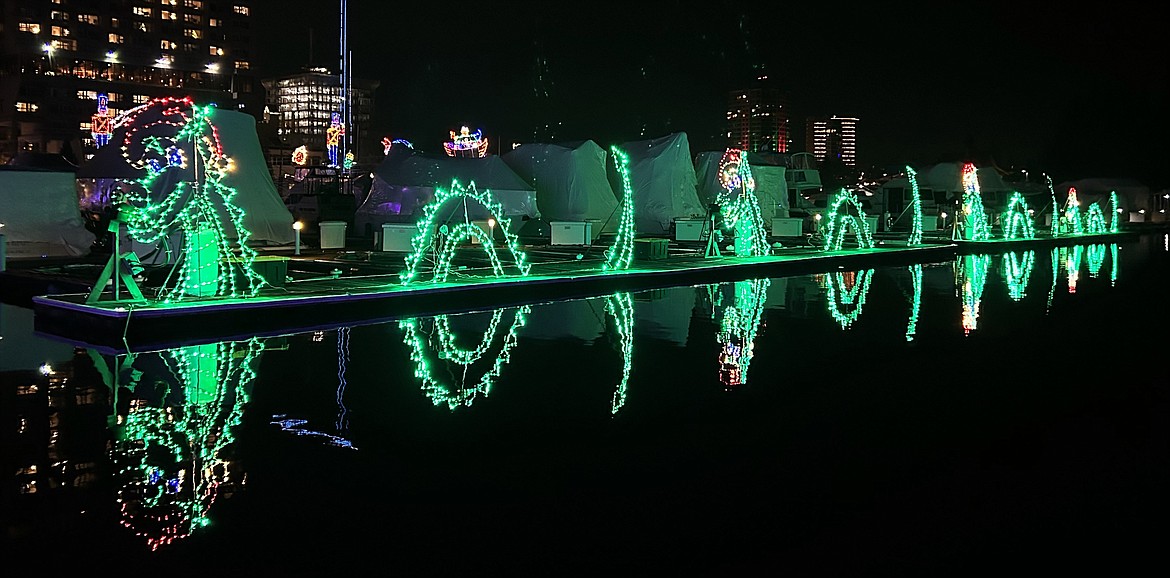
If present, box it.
[0,0,261,164]
[726,76,789,153]
[805,115,858,167]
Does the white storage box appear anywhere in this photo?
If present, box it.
[380,223,415,252]
[675,218,706,241]
[771,217,803,237]
[550,221,592,245]
[319,220,347,249]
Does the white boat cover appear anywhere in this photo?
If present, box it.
[0,168,95,257]
[502,140,618,233]
[613,133,704,234]
[694,151,788,221]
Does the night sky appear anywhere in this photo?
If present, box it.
[253,2,1168,187]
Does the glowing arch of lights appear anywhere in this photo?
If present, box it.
[716,278,770,388]
[906,166,924,245]
[1001,192,1036,240]
[1003,250,1036,301]
[823,189,874,251]
[1085,202,1107,234]
[604,146,636,270]
[399,179,530,284]
[959,254,991,334]
[114,97,263,302]
[1086,244,1108,278]
[716,149,770,256]
[960,163,992,241]
[826,269,873,329]
[114,338,264,551]
[606,292,635,414]
[399,305,530,410]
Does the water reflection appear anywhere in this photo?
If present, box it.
[956,254,991,334]
[606,292,634,414]
[399,305,530,409]
[708,279,769,389]
[1003,251,1036,301]
[104,338,264,550]
[906,264,922,342]
[823,269,874,330]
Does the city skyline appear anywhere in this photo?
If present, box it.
[251,2,1167,187]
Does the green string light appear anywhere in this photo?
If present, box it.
[826,270,873,329]
[958,254,990,334]
[605,292,634,414]
[1086,244,1107,278]
[117,99,263,302]
[1061,244,1084,293]
[604,147,636,271]
[906,264,922,342]
[716,279,770,387]
[1109,192,1121,233]
[1046,247,1059,312]
[399,179,530,284]
[1001,192,1036,239]
[399,306,530,410]
[1110,243,1119,286]
[823,189,874,251]
[1003,250,1036,301]
[906,166,924,245]
[1063,188,1084,235]
[1085,202,1107,234]
[960,163,991,241]
[713,150,770,257]
[1047,177,1060,238]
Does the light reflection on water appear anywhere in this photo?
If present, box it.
[3,236,1165,567]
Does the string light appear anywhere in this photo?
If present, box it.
[958,254,990,334]
[1063,187,1084,235]
[606,292,634,414]
[604,146,636,270]
[906,166,924,245]
[291,145,308,166]
[326,111,344,167]
[1085,202,1107,234]
[92,93,113,147]
[823,189,874,251]
[115,97,264,302]
[399,306,530,409]
[1001,192,1035,239]
[1047,176,1060,238]
[1110,243,1119,286]
[1109,192,1121,232]
[960,163,991,241]
[1003,250,1036,300]
[716,279,770,387]
[443,126,489,157]
[826,270,873,329]
[399,179,530,284]
[1046,247,1059,312]
[1062,245,1083,293]
[715,149,769,256]
[906,264,922,341]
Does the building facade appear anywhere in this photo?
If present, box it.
[0,0,261,164]
[259,68,378,185]
[726,78,789,153]
[805,116,858,167]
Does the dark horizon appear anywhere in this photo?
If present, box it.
[253,2,1168,188]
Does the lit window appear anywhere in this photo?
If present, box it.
[136,22,152,32]
[209,45,223,56]
[234,60,250,70]
[208,18,220,27]
[51,38,77,50]
[18,22,42,34]
[185,0,204,8]
[161,10,177,20]
[109,33,124,43]
[16,102,38,113]
[50,25,70,36]
[77,90,98,100]
[233,5,250,16]
[184,13,202,24]
[77,14,100,25]
[132,7,152,17]
[80,121,92,131]
[133,94,150,104]
[50,11,70,21]
[108,93,121,102]
[111,18,119,27]
[184,28,201,39]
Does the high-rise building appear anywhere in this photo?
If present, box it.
[726,77,789,153]
[805,116,858,167]
[0,1,261,164]
[259,68,378,182]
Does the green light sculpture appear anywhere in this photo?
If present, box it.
[604,147,636,270]
[906,166,924,245]
[1086,244,1107,278]
[1003,250,1036,301]
[113,337,264,550]
[1085,202,1107,234]
[823,189,875,251]
[906,264,922,342]
[1109,192,1121,232]
[116,97,264,302]
[959,162,991,241]
[715,278,770,387]
[605,292,635,414]
[958,254,990,334]
[826,269,873,329]
[399,179,530,284]
[399,305,530,409]
[1048,177,1060,238]
[716,149,770,257]
[1001,192,1035,239]
[1063,188,1084,235]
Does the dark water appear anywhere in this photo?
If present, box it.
[4,234,1169,573]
